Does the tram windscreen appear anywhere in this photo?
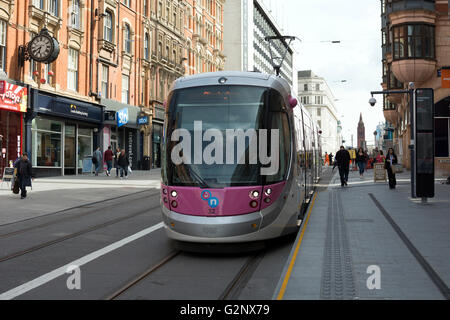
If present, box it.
[163,85,290,187]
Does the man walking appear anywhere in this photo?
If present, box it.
[117,149,130,179]
[93,147,103,176]
[14,153,33,199]
[104,146,114,176]
[335,146,351,187]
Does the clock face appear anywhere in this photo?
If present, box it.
[28,35,54,62]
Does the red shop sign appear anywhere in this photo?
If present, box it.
[0,81,28,113]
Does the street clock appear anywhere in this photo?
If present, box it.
[27,28,60,63]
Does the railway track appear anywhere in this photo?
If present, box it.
[0,190,160,239]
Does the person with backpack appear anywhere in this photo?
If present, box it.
[92,147,103,176]
[14,153,33,199]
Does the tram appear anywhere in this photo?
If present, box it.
[160,71,321,243]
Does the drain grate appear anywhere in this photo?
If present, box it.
[320,190,357,300]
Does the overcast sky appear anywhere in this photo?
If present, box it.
[260,0,385,148]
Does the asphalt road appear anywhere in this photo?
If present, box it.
[0,181,311,300]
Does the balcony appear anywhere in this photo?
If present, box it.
[391,59,436,83]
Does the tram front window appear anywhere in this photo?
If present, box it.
[163,85,290,188]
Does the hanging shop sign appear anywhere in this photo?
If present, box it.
[0,81,28,113]
[117,108,129,128]
[137,116,149,125]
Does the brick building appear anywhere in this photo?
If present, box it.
[380,0,450,177]
[0,0,225,176]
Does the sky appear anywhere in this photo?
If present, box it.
[260,0,385,148]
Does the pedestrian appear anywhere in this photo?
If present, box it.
[325,152,329,166]
[93,147,103,176]
[335,146,351,187]
[114,147,121,178]
[376,150,386,163]
[118,149,130,179]
[329,153,334,166]
[14,153,33,199]
[104,146,114,176]
[355,147,367,179]
[385,148,398,189]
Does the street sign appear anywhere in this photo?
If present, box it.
[415,88,435,198]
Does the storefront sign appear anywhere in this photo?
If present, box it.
[374,163,386,182]
[117,108,129,128]
[35,92,103,123]
[137,116,149,125]
[0,81,28,113]
[442,68,450,89]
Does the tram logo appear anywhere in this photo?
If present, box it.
[201,190,219,209]
[171,121,280,176]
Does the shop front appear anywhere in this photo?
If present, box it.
[101,98,142,170]
[29,90,103,177]
[0,81,28,177]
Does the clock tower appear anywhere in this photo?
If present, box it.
[357,113,366,149]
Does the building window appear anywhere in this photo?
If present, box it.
[48,0,59,17]
[31,118,62,167]
[393,24,435,60]
[101,65,109,98]
[124,24,132,54]
[304,84,308,91]
[144,32,149,60]
[0,20,6,72]
[144,0,148,16]
[45,63,53,85]
[104,11,113,42]
[33,0,44,9]
[70,0,80,29]
[123,0,130,7]
[316,83,320,91]
[317,108,321,116]
[67,48,78,91]
[122,74,129,104]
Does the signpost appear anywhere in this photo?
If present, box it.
[415,88,435,200]
[373,163,387,182]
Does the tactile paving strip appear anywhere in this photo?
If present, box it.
[320,189,357,299]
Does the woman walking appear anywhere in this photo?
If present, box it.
[355,147,367,178]
[376,150,386,163]
[114,147,121,178]
[385,148,398,189]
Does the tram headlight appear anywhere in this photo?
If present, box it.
[250,190,260,199]
[264,198,271,204]
[163,189,168,195]
[250,200,258,208]
[171,200,178,208]
[171,190,178,198]
[265,188,272,196]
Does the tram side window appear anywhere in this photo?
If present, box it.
[265,90,291,184]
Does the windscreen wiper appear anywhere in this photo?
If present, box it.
[187,165,210,189]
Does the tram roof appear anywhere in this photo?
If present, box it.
[171,71,291,96]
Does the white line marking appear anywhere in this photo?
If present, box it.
[0,222,164,300]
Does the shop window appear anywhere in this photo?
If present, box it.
[31,118,62,167]
[77,127,92,170]
[435,119,449,158]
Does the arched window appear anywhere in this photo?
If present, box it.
[144,32,150,60]
[124,24,132,54]
[104,11,113,42]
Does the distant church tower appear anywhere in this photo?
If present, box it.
[357,113,366,149]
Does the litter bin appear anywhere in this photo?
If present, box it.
[143,156,151,171]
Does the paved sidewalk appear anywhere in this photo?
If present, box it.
[275,167,450,300]
[0,170,162,226]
